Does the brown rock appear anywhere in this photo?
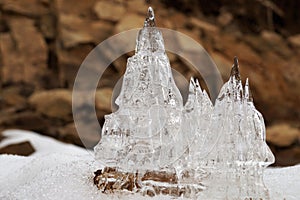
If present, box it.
[56,0,96,19]
[288,34,300,48]
[0,141,35,156]
[95,88,113,112]
[58,122,99,148]
[29,89,72,120]
[166,52,177,63]
[94,167,137,193]
[261,30,283,43]
[57,44,94,87]
[274,147,300,166]
[1,86,26,107]
[114,14,145,33]
[39,13,57,39]
[142,171,178,184]
[60,27,94,48]
[189,17,219,33]
[89,21,114,43]
[211,52,232,79]
[0,111,49,131]
[94,167,201,197]
[127,0,148,14]
[58,123,81,146]
[267,124,299,147]
[57,13,114,87]
[59,14,113,48]
[67,119,101,148]
[1,0,49,17]
[93,1,126,22]
[1,18,48,86]
[0,131,4,142]
[168,12,187,29]
[217,11,233,27]
[0,33,23,83]
[215,35,262,65]
[176,28,202,52]
[244,34,292,59]
[112,55,128,75]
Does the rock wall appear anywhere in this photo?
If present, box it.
[0,0,299,166]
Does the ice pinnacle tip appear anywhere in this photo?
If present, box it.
[230,56,241,81]
[195,79,201,88]
[234,56,238,67]
[148,7,155,20]
[189,77,196,92]
[190,77,196,85]
[245,78,253,102]
[144,7,155,27]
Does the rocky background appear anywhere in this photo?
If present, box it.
[0,0,299,166]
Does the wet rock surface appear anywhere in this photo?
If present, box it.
[93,167,202,197]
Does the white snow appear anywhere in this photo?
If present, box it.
[0,129,89,156]
[0,129,299,199]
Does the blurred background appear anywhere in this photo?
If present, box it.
[0,0,299,166]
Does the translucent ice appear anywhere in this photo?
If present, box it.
[201,57,275,169]
[94,7,275,199]
[197,57,275,199]
[94,7,184,173]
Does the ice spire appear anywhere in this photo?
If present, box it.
[179,77,213,177]
[230,56,241,81]
[198,58,275,200]
[217,56,243,102]
[136,7,164,54]
[184,77,197,112]
[94,7,183,173]
[204,58,274,166]
[244,78,253,102]
[144,7,155,27]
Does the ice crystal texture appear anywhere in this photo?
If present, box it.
[95,7,184,172]
[202,58,275,170]
[94,7,275,199]
[197,58,275,199]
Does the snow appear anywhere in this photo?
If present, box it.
[0,129,89,156]
[0,130,299,199]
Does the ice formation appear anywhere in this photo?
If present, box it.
[94,7,275,199]
[197,58,275,199]
[95,7,184,173]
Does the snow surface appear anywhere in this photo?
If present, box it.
[0,130,299,199]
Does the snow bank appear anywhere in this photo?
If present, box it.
[0,130,299,199]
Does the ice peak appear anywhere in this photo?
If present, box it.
[144,7,156,27]
[195,79,202,92]
[230,56,241,81]
[244,78,253,102]
[93,6,275,198]
[136,7,165,54]
[189,77,196,93]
